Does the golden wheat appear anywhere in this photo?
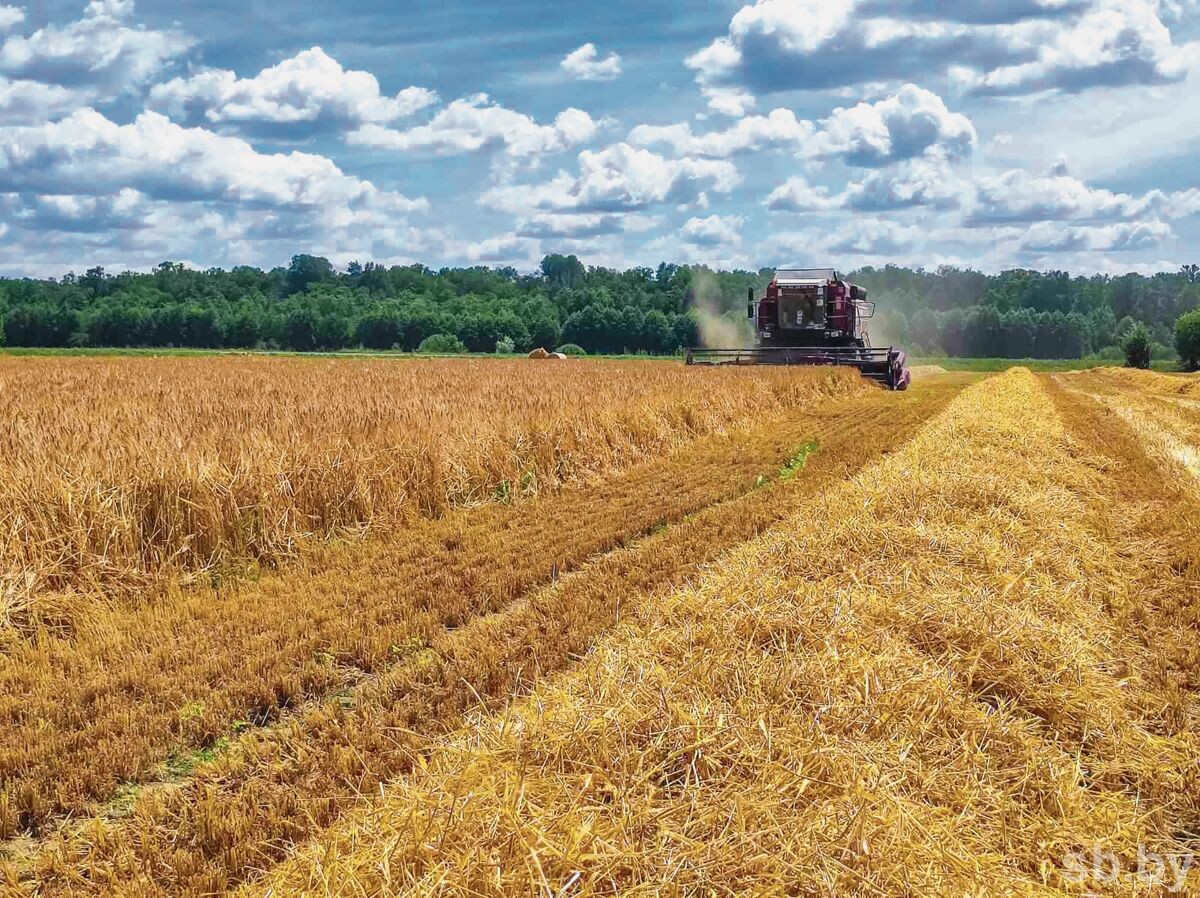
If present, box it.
[9,377,972,896]
[0,356,864,627]
[247,369,1200,897]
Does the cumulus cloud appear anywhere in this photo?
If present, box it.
[561,43,622,81]
[958,1,1199,94]
[767,218,926,261]
[481,143,740,215]
[816,84,977,164]
[843,158,969,209]
[0,0,190,96]
[965,165,1159,223]
[461,234,539,264]
[348,94,598,158]
[516,211,658,240]
[630,85,975,166]
[687,0,1197,108]
[680,214,743,247]
[0,186,443,275]
[0,5,23,30]
[702,87,757,117]
[0,108,427,214]
[0,76,84,124]
[770,154,1200,224]
[630,108,813,157]
[1016,219,1173,251]
[769,157,966,212]
[825,218,925,255]
[0,187,159,233]
[148,47,437,137]
[765,178,846,212]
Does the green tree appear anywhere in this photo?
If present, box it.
[1123,322,1152,369]
[223,310,261,348]
[313,313,350,350]
[356,312,403,350]
[283,307,319,351]
[1175,309,1200,371]
[285,254,335,296]
[910,308,940,353]
[418,333,467,353]
[540,254,585,292]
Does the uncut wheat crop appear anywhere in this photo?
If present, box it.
[0,355,863,633]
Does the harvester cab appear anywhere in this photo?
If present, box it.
[688,268,911,391]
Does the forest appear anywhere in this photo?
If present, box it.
[1,254,1198,359]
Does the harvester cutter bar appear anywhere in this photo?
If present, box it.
[685,346,910,390]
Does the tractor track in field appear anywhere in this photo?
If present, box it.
[5,373,977,897]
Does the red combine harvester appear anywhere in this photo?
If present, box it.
[686,268,911,391]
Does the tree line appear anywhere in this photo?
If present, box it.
[0,255,1198,361]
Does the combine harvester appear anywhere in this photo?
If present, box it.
[687,268,911,391]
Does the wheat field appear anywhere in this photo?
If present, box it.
[0,356,863,633]
[248,369,1200,897]
[2,359,1199,897]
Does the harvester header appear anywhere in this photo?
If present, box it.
[687,268,911,390]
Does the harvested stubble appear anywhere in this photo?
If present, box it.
[1044,375,1200,701]
[250,369,1200,897]
[1093,366,1200,398]
[0,356,864,622]
[1061,368,1200,485]
[906,364,948,377]
[5,376,974,895]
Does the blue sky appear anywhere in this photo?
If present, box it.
[0,0,1198,276]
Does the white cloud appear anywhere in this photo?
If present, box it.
[516,211,658,239]
[0,76,83,123]
[481,142,740,215]
[680,214,743,247]
[687,0,1198,108]
[561,43,622,81]
[630,85,975,166]
[770,155,1200,222]
[1,187,165,233]
[842,158,969,209]
[959,0,1200,95]
[825,218,925,255]
[766,178,845,212]
[702,86,757,117]
[766,218,927,261]
[0,5,23,30]
[965,166,1159,223]
[0,186,444,276]
[630,109,813,157]
[769,157,967,212]
[148,47,437,136]
[348,94,598,158]
[1016,219,1173,251]
[815,84,977,165]
[0,0,191,96]
[0,108,427,214]
[461,234,540,264]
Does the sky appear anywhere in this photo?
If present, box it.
[0,0,1198,277]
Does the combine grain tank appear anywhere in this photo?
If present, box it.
[687,268,911,390]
